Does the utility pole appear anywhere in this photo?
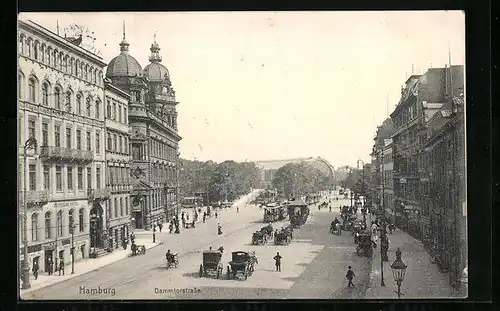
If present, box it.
[70,218,75,274]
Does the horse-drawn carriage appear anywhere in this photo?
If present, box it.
[199,249,224,278]
[264,204,281,222]
[355,232,373,256]
[227,251,257,281]
[252,230,267,245]
[330,222,342,235]
[351,220,364,237]
[274,226,293,245]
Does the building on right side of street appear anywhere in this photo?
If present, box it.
[420,67,466,292]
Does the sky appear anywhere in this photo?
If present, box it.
[19,11,465,168]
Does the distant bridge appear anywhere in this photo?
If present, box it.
[255,157,335,188]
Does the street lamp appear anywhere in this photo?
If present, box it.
[69,217,76,274]
[390,247,407,298]
[21,137,38,289]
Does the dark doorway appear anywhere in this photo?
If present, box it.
[44,249,53,272]
[133,212,143,229]
[90,203,104,249]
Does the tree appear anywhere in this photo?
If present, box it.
[272,162,334,198]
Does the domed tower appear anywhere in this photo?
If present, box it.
[143,38,178,131]
[105,22,147,105]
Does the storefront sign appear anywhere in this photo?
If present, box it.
[28,244,42,253]
[54,201,81,208]
[62,238,71,245]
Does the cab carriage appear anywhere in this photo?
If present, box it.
[199,249,224,278]
[226,251,257,281]
[287,199,310,228]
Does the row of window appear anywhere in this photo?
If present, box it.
[393,100,418,129]
[21,117,103,154]
[22,163,103,192]
[106,196,130,220]
[19,72,102,120]
[106,97,128,125]
[151,138,177,161]
[107,166,130,185]
[151,165,177,181]
[19,33,103,86]
[26,208,86,242]
[106,131,129,154]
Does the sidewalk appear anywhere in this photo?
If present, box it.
[20,190,262,295]
[20,237,163,295]
[365,227,453,299]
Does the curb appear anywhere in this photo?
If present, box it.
[20,241,163,295]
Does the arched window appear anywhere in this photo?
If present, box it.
[19,35,24,54]
[54,51,59,69]
[65,91,72,112]
[56,210,63,237]
[84,65,88,81]
[27,38,32,57]
[76,93,82,114]
[69,209,75,232]
[79,208,84,232]
[70,59,74,75]
[86,97,92,117]
[34,41,39,60]
[94,70,98,85]
[31,213,38,241]
[42,83,49,106]
[40,44,45,63]
[95,99,101,119]
[28,77,36,103]
[54,87,61,109]
[18,72,24,99]
[44,211,52,239]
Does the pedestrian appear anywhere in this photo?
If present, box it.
[130,232,136,244]
[237,207,239,213]
[273,252,282,272]
[169,221,174,234]
[158,222,163,232]
[203,212,206,223]
[346,266,355,287]
[47,256,53,275]
[215,211,218,219]
[58,257,65,276]
[32,260,39,280]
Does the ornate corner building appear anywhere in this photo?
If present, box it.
[105,31,182,231]
[18,20,109,272]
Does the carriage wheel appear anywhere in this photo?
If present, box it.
[244,268,248,281]
[199,265,203,277]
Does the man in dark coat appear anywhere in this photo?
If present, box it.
[346,266,355,287]
[273,252,282,272]
[58,257,65,276]
[32,259,39,280]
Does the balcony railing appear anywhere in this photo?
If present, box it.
[19,190,51,206]
[88,188,111,200]
[40,146,93,163]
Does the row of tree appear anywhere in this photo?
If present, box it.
[178,159,261,203]
[339,164,375,200]
[271,162,335,198]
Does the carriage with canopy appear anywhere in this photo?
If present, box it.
[199,249,224,278]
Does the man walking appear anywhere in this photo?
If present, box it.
[346,266,355,287]
[273,252,282,272]
[58,257,65,276]
[32,259,39,280]
[47,256,53,275]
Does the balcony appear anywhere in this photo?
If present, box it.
[40,146,93,163]
[88,188,111,201]
[19,190,51,207]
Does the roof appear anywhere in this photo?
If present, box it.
[288,199,307,206]
[144,62,170,82]
[203,250,221,254]
[255,157,313,170]
[232,251,249,254]
[106,53,143,78]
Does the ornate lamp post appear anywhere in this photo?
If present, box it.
[390,248,407,298]
[21,137,38,289]
[69,217,76,274]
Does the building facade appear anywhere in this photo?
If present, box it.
[18,20,108,272]
[104,81,131,251]
[105,32,181,230]
[421,69,465,289]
